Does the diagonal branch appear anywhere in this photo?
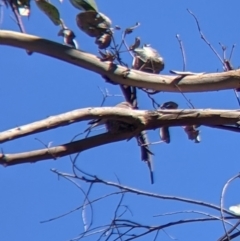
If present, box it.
[1,107,240,144]
[1,107,240,165]
[1,30,240,92]
[0,132,134,166]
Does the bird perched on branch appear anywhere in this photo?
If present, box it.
[132,44,164,74]
[159,101,178,143]
[86,102,134,133]
[159,101,200,143]
[86,102,154,184]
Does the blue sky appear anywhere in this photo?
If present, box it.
[1,0,240,240]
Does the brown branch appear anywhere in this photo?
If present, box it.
[1,107,240,165]
[1,107,240,144]
[0,106,142,144]
[0,132,134,166]
[1,30,240,92]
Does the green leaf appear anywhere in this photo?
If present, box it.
[35,0,61,26]
[88,0,98,10]
[76,11,111,37]
[69,0,98,11]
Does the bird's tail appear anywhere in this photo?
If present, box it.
[137,131,154,184]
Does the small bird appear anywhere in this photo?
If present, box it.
[132,44,164,74]
[137,132,154,184]
[87,102,134,133]
[159,101,178,143]
[87,102,154,184]
[160,101,200,143]
[160,101,179,110]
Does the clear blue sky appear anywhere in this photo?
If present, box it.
[1,0,240,240]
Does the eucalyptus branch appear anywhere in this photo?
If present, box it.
[1,107,240,145]
[0,132,133,166]
[1,31,240,92]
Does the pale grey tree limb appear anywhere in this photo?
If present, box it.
[0,107,240,166]
[1,30,240,92]
[1,107,240,144]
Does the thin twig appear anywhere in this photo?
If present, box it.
[54,170,233,215]
[40,191,124,223]
[154,210,238,229]
[187,9,225,67]
[229,44,236,61]
[176,34,186,71]
[218,220,240,241]
[220,173,240,241]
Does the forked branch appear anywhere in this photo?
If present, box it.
[1,107,240,165]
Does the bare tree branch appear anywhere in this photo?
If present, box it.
[0,132,133,166]
[51,170,235,216]
[1,107,240,145]
[1,30,240,92]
